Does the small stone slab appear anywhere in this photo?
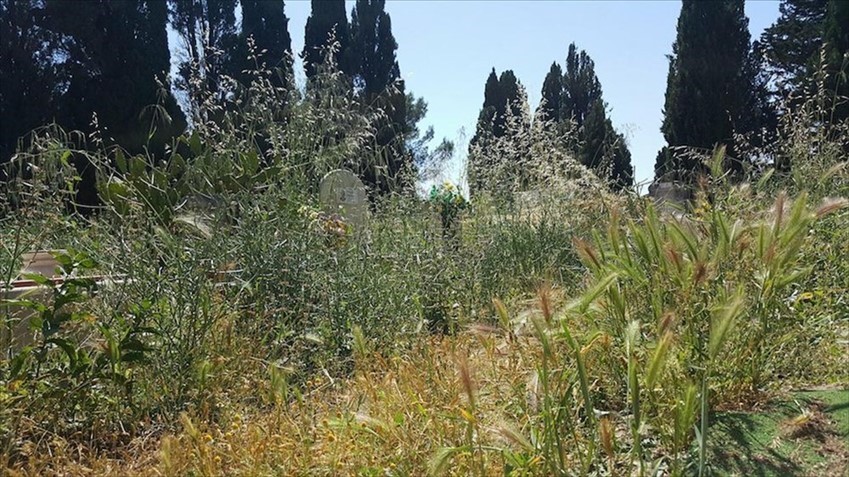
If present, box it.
[319,169,368,228]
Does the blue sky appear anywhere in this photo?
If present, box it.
[283,1,781,189]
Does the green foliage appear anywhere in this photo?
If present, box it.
[428,181,467,236]
[1,250,155,454]
[660,0,762,181]
[538,62,564,124]
[470,69,525,145]
[468,69,531,197]
[760,0,828,96]
[168,0,239,121]
[820,0,849,125]
[233,0,294,90]
[1,8,847,473]
[0,0,61,163]
[349,0,410,194]
[563,43,602,129]
[536,43,634,190]
[302,0,353,79]
[48,0,186,153]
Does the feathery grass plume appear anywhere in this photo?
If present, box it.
[658,311,677,335]
[351,324,369,363]
[538,285,553,325]
[561,323,595,428]
[457,354,475,409]
[492,422,534,452]
[578,272,619,314]
[814,197,848,218]
[692,260,708,286]
[773,191,787,235]
[822,161,848,181]
[160,435,176,477]
[428,446,466,476]
[672,383,699,471]
[646,331,674,389]
[573,237,602,271]
[625,320,642,465]
[709,292,745,361]
[492,297,511,334]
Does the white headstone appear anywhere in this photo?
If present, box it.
[319,169,368,228]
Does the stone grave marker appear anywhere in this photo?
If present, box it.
[319,169,368,229]
[648,181,693,216]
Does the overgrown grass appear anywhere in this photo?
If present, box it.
[1,59,847,475]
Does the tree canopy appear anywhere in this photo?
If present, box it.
[658,0,759,181]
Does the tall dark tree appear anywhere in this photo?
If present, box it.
[820,0,849,124]
[234,0,294,89]
[557,43,633,188]
[654,146,672,180]
[760,0,828,96]
[577,97,633,190]
[496,70,523,134]
[302,0,352,79]
[35,1,186,211]
[47,0,186,152]
[349,0,409,193]
[562,43,602,128]
[351,0,400,96]
[168,0,239,120]
[538,62,564,124]
[468,69,501,161]
[610,129,634,190]
[468,69,527,195]
[0,0,59,164]
[470,69,524,148]
[580,98,609,170]
[659,0,755,181]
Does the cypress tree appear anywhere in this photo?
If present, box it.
[468,69,501,158]
[47,0,185,152]
[558,43,633,188]
[236,0,294,89]
[168,0,239,119]
[349,0,409,194]
[470,69,524,147]
[483,68,501,113]
[563,43,602,127]
[659,0,755,181]
[581,98,609,170]
[351,0,400,96]
[577,98,633,190]
[610,130,634,190]
[654,147,672,180]
[538,62,564,124]
[760,0,828,96]
[40,0,185,211]
[821,0,849,124]
[0,0,59,164]
[468,69,529,196]
[302,0,352,79]
[497,70,523,135]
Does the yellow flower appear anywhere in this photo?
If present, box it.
[797,292,814,302]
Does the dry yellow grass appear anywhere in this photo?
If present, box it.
[4,323,556,477]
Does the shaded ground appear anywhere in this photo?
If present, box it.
[709,388,849,476]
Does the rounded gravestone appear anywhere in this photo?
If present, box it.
[319,169,368,229]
